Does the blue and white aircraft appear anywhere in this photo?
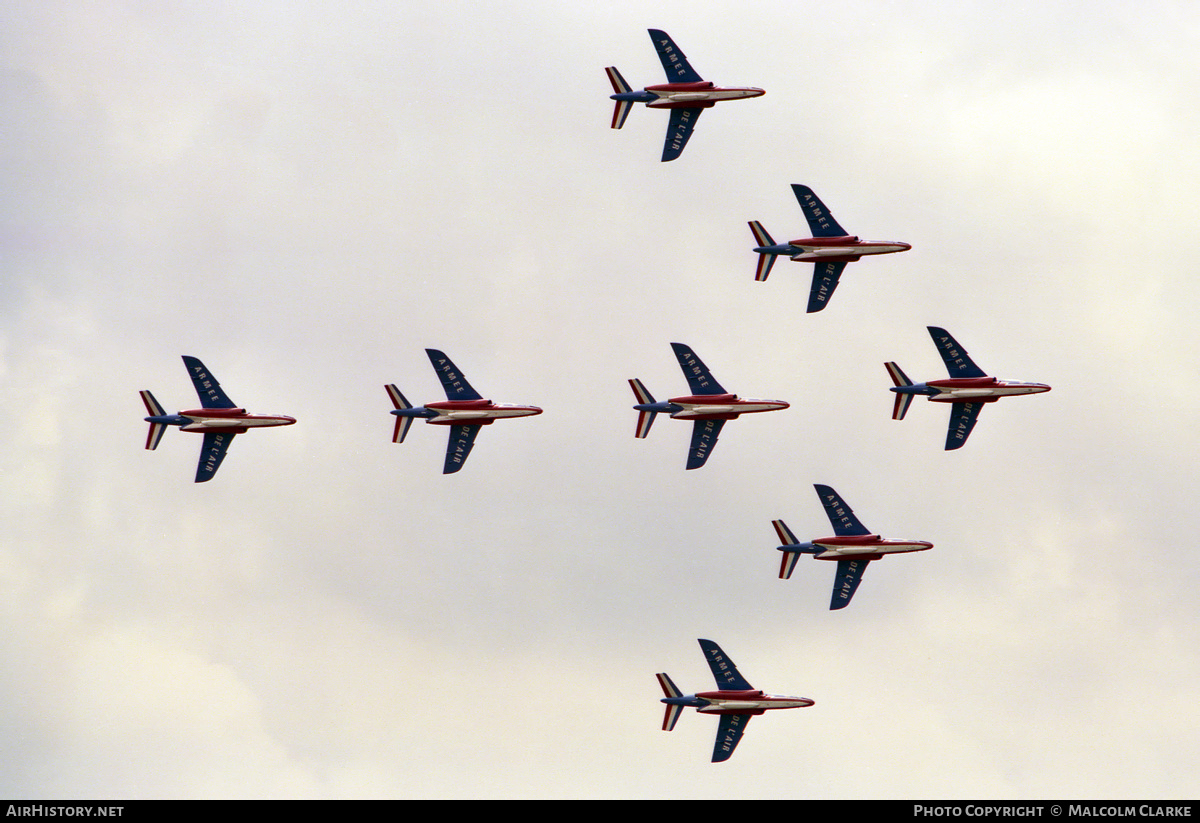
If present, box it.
[606,29,764,161]
[885,327,1051,450]
[629,343,789,469]
[749,185,911,312]
[657,639,814,762]
[386,349,542,474]
[140,356,296,482]
[773,485,932,610]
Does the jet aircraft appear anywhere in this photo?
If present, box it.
[773,484,933,610]
[749,185,911,312]
[605,29,764,161]
[386,349,542,474]
[886,326,1051,450]
[657,638,814,762]
[140,356,296,482]
[629,342,788,469]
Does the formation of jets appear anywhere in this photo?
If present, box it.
[133,28,1053,766]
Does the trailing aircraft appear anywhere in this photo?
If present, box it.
[629,342,788,469]
[657,638,813,762]
[605,29,764,161]
[886,326,1051,450]
[749,185,911,312]
[773,484,933,610]
[386,349,542,474]
[139,356,296,482]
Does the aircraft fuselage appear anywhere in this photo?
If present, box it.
[811,534,933,559]
[665,393,789,419]
[638,81,765,107]
[897,377,1051,403]
[786,235,911,263]
[159,408,296,433]
[420,399,543,424]
[692,690,815,713]
[664,689,814,715]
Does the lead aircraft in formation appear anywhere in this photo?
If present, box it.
[629,342,789,469]
[606,29,764,161]
[386,349,542,474]
[657,639,814,762]
[749,185,911,312]
[773,484,933,610]
[886,327,1050,450]
[140,356,296,482]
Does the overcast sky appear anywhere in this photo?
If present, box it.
[2,0,1198,799]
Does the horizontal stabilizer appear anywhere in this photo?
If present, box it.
[145,421,167,451]
[635,409,656,439]
[140,390,165,417]
[884,361,912,387]
[892,392,914,421]
[629,378,657,438]
[772,519,800,546]
[392,415,413,444]
[629,378,654,405]
[611,99,633,129]
[605,66,632,94]
[749,222,777,282]
[656,672,681,699]
[385,383,412,410]
[779,550,801,580]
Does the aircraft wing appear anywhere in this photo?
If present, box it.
[792,185,849,237]
[443,424,480,474]
[648,29,703,83]
[712,713,752,763]
[806,261,848,313]
[661,106,703,162]
[670,343,728,395]
[698,639,754,691]
[686,418,725,470]
[813,484,872,536]
[927,327,987,378]
[945,402,984,450]
[830,558,871,610]
[425,349,483,401]
[182,356,237,409]
[195,431,235,483]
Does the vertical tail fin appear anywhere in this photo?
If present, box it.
[385,384,414,443]
[139,390,168,450]
[656,673,684,731]
[748,221,779,282]
[884,362,915,420]
[629,378,657,438]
